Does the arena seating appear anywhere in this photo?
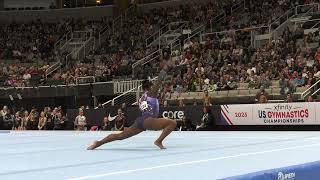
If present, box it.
[0,0,320,107]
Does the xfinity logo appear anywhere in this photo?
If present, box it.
[162,111,184,120]
[278,172,295,180]
[273,104,293,111]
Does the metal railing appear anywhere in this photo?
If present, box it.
[71,31,91,41]
[209,0,245,32]
[98,24,111,46]
[76,36,95,60]
[295,3,320,16]
[301,79,320,99]
[102,80,144,107]
[183,24,205,45]
[311,87,320,97]
[201,25,269,49]
[54,31,72,53]
[103,87,139,107]
[269,3,320,41]
[45,62,61,80]
[65,44,81,67]
[145,21,188,47]
[311,19,320,28]
[112,5,135,34]
[113,80,144,94]
[170,38,181,53]
[0,80,114,90]
[102,77,159,107]
[94,5,133,47]
[230,0,245,14]
[145,24,171,47]
[184,0,245,45]
[209,11,226,32]
[132,49,162,75]
[76,76,96,85]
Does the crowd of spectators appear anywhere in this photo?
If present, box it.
[3,92,316,131]
[0,0,237,87]
[0,105,67,130]
[64,0,238,83]
[1,0,320,101]
[158,21,320,105]
[0,102,215,131]
[0,104,128,131]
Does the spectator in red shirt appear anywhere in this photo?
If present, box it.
[314,48,320,63]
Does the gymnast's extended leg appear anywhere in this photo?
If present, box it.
[87,124,142,150]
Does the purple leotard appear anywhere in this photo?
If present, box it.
[135,92,159,130]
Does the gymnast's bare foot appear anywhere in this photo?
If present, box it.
[154,140,166,149]
[87,140,101,150]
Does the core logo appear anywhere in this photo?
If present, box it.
[162,111,184,120]
[278,172,295,180]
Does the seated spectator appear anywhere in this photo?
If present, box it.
[21,110,29,130]
[101,116,112,131]
[255,86,269,102]
[114,108,126,131]
[193,100,198,106]
[313,66,320,79]
[305,72,317,88]
[258,74,271,88]
[45,107,54,130]
[280,79,295,95]
[314,47,320,63]
[258,95,268,104]
[285,94,294,103]
[23,71,31,86]
[203,90,212,106]
[0,106,8,117]
[74,109,87,131]
[2,109,14,130]
[179,117,195,131]
[13,112,22,130]
[292,73,305,87]
[163,100,168,108]
[53,111,65,130]
[178,99,185,107]
[109,108,126,131]
[226,76,238,90]
[27,108,39,130]
[196,106,214,131]
[38,111,47,130]
[90,126,99,131]
[306,95,314,102]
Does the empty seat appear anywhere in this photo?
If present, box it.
[238,83,248,88]
[296,86,307,93]
[238,89,250,96]
[271,80,279,87]
[271,88,281,95]
[217,91,229,97]
[265,88,272,94]
[249,89,259,95]
[228,90,239,96]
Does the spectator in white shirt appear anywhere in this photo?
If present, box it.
[195,62,204,74]
[74,109,87,131]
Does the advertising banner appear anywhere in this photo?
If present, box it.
[67,105,207,127]
[220,102,320,125]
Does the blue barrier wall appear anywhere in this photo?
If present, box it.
[224,160,320,180]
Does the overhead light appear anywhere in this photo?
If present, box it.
[96,0,101,4]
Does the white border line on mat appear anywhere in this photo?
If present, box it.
[67,142,320,180]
